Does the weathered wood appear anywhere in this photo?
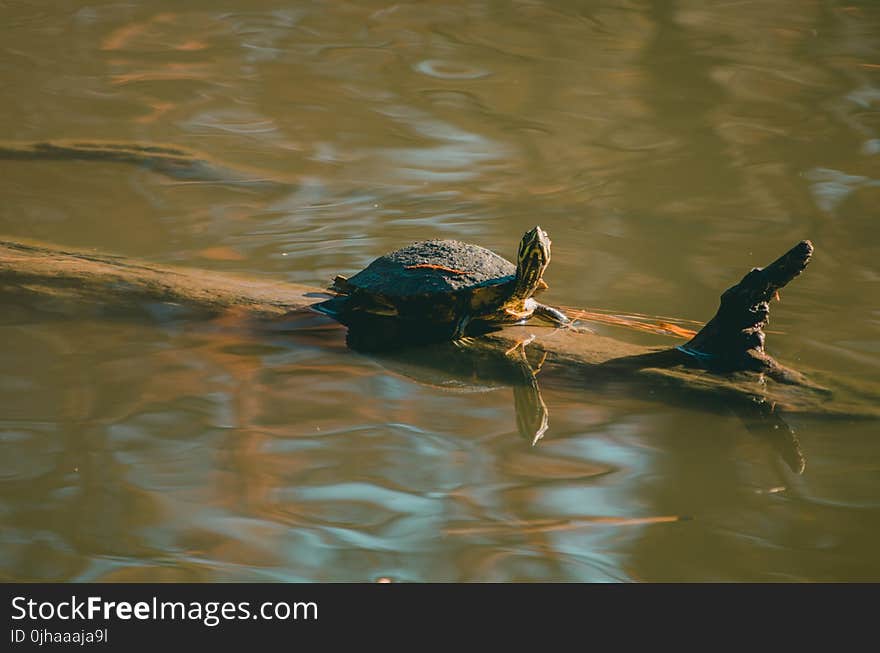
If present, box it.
[681,239,813,374]
[0,237,691,370]
[0,238,321,318]
[0,236,875,420]
[0,140,834,407]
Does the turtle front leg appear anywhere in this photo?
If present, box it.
[451,314,473,340]
[502,304,532,323]
[533,303,593,333]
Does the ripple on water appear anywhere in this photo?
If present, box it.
[413,59,491,80]
[0,424,63,482]
[3,0,880,583]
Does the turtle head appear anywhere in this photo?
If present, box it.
[513,226,551,299]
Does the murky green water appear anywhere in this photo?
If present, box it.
[1,1,878,581]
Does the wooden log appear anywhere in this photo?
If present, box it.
[0,141,850,410]
[0,238,319,319]
[0,236,875,420]
[0,139,836,407]
[0,236,708,372]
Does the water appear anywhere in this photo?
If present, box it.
[1,1,878,581]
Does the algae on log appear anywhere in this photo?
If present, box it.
[0,236,875,420]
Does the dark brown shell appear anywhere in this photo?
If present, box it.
[344,239,515,299]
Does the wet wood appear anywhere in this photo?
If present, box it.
[0,236,875,419]
[0,237,321,319]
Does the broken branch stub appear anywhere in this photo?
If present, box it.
[681,240,813,375]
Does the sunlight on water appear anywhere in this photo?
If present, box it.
[0,0,879,581]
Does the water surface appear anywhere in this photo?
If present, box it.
[1,0,879,581]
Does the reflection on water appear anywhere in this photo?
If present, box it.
[1,1,879,581]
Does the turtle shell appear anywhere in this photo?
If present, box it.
[326,240,516,332]
[346,240,515,296]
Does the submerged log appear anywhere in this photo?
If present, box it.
[0,140,289,188]
[0,236,874,420]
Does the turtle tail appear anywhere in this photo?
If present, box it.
[312,295,349,320]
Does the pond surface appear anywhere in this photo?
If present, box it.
[1,0,878,581]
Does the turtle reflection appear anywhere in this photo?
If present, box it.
[343,314,553,446]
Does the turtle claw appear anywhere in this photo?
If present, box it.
[529,302,594,334]
[565,320,594,335]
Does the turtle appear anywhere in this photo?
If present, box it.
[314,226,575,342]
